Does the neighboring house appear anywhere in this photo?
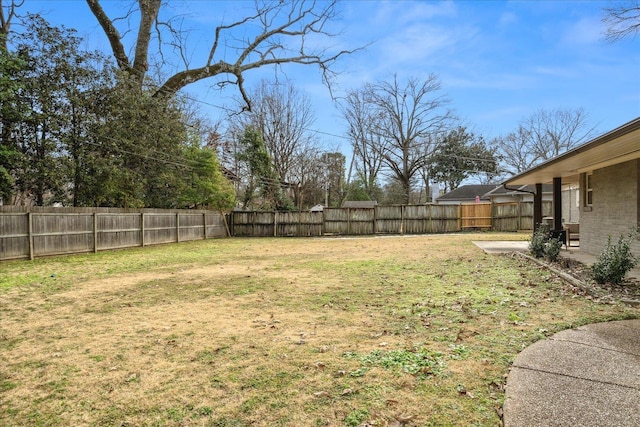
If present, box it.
[435,184,497,205]
[504,117,640,257]
[483,184,553,203]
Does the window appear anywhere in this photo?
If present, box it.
[586,173,593,206]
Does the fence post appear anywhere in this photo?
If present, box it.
[273,211,278,237]
[222,211,231,237]
[176,212,180,242]
[252,211,256,237]
[94,212,99,253]
[28,212,34,260]
[400,205,405,235]
[373,206,377,234]
[203,212,207,239]
[490,202,494,231]
[141,213,145,247]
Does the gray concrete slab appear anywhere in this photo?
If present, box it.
[472,240,529,253]
[504,368,640,427]
[504,320,640,427]
[554,321,640,356]
[511,339,640,389]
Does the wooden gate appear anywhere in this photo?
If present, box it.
[460,203,492,229]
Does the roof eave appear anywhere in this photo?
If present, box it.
[504,117,640,186]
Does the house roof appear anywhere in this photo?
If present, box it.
[438,184,498,201]
[505,117,640,185]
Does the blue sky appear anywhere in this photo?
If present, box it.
[18,1,640,153]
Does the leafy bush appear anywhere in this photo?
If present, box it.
[590,230,639,285]
[545,237,563,262]
[529,223,563,262]
[529,223,550,258]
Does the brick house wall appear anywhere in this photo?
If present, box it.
[580,159,640,257]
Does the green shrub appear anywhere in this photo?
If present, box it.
[545,237,563,262]
[529,224,550,258]
[590,230,639,285]
[528,223,562,262]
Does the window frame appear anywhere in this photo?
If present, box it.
[586,172,593,206]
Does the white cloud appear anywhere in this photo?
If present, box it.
[379,23,457,64]
[498,11,518,28]
[560,16,604,46]
[370,0,458,26]
[444,72,538,91]
[532,66,578,79]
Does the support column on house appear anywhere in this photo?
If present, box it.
[553,177,562,231]
[533,183,542,232]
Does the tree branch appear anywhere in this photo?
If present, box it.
[132,0,161,76]
[85,0,131,71]
[603,1,640,41]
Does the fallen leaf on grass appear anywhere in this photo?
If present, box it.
[389,415,416,427]
[457,386,475,399]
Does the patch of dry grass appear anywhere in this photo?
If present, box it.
[1,233,637,426]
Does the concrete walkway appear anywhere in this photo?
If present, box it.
[473,241,640,427]
[503,320,640,427]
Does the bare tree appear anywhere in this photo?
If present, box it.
[1,0,23,52]
[227,79,322,209]
[363,74,452,204]
[341,88,385,200]
[238,80,317,184]
[496,107,596,175]
[525,108,596,161]
[603,1,640,41]
[85,0,356,108]
[491,126,535,176]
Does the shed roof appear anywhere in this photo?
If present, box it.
[505,117,640,186]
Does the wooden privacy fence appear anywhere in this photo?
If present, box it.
[492,201,552,231]
[0,207,228,261]
[230,201,549,237]
[460,203,492,229]
[0,201,549,261]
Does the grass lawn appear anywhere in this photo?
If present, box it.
[1,233,637,426]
